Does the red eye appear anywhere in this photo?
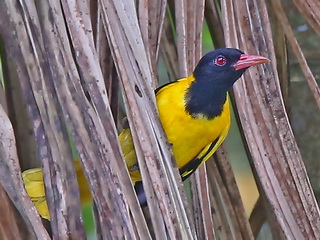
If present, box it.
[215,56,227,66]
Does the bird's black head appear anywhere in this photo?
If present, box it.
[193,48,270,91]
[186,48,270,119]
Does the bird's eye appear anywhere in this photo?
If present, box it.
[214,56,227,66]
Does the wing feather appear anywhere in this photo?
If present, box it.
[179,133,225,181]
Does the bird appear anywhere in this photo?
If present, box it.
[22,48,270,220]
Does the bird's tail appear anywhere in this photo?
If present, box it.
[22,159,92,220]
[22,168,50,220]
[22,161,148,220]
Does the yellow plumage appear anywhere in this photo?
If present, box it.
[22,74,230,220]
[22,48,270,220]
[22,159,91,220]
[156,75,230,175]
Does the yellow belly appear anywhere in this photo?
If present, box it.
[124,76,231,182]
[156,76,231,169]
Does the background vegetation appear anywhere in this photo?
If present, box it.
[0,0,319,239]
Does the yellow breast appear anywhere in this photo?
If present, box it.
[121,75,231,183]
[156,76,231,169]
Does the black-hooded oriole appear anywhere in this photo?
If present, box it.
[22,48,270,219]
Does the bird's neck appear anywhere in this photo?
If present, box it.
[185,76,228,119]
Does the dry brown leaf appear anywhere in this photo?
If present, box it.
[271,0,320,110]
[222,0,320,239]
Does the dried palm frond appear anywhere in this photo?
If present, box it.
[0,0,319,239]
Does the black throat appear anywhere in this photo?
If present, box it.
[185,76,227,119]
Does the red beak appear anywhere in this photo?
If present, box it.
[233,54,270,71]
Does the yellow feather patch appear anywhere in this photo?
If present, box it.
[157,75,231,170]
[22,159,91,220]
[22,74,231,219]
